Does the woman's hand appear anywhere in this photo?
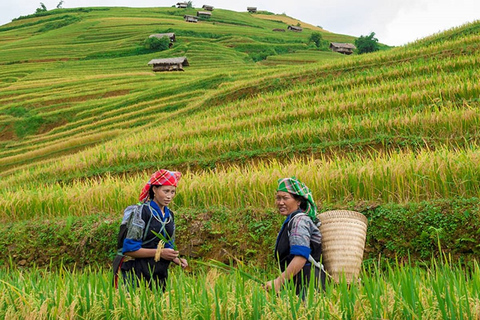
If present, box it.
[174,257,188,269]
[264,278,282,292]
[264,256,306,293]
[161,248,180,261]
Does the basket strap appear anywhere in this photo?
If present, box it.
[288,213,327,272]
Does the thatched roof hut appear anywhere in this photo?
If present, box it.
[149,33,176,42]
[197,11,212,17]
[184,15,198,23]
[329,42,356,55]
[287,25,303,32]
[147,57,189,72]
[176,2,188,8]
[202,4,214,11]
[247,7,257,13]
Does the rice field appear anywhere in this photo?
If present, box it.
[2,148,480,221]
[1,7,480,319]
[1,258,479,319]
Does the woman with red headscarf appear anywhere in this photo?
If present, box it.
[120,169,188,290]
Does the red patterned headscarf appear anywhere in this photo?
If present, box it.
[139,169,181,203]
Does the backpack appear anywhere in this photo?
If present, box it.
[112,203,156,288]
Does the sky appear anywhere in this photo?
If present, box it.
[0,0,478,46]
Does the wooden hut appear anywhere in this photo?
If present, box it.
[147,57,189,72]
[184,15,198,23]
[202,4,214,11]
[287,25,303,32]
[149,33,176,42]
[329,42,356,55]
[197,11,212,17]
[247,7,257,13]
[176,2,188,8]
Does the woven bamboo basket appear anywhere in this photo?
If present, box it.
[317,210,368,284]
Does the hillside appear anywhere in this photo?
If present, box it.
[0,7,354,170]
[1,7,480,268]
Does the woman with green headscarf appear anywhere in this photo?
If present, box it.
[264,177,325,296]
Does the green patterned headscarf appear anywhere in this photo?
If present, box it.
[277,177,317,221]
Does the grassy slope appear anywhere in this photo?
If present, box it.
[0,7,346,170]
[1,7,480,268]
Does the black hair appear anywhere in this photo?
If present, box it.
[292,193,308,211]
[148,185,159,200]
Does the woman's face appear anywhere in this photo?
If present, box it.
[275,191,301,216]
[152,185,177,208]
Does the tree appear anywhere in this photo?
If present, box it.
[309,32,323,48]
[187,1,193,8]
[355,32,380,54]
[36,2,47,13]
[57,1,64,9]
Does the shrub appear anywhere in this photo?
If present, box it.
[309,32,329,50]
[143,36,171,51]
[14,115,46,138]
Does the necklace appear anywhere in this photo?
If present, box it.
[148,203,171,232]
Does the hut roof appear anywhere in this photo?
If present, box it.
[330,42,356,49]
[147,57,189,66]
[288,25,303,31]
[149,33,175,40]
[202,4,214,10]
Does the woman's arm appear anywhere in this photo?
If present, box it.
[265,255,306,292]
[125,248,179,260]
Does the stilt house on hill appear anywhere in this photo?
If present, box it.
[329,42,356,55]
[247,7,257,13]
[287,25,303,32]
[176,2,188,8]
[148,57,189,72]
[202,5,214,11]
[184,15,198,23]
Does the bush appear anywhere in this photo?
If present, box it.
[143,36,171,51]
[362,197,480,261]
[14,115,46,138]
[309,32,329,50]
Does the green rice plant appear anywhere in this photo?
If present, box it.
[3,257,480,319]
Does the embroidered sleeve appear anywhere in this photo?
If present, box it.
[289,215,312,259]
